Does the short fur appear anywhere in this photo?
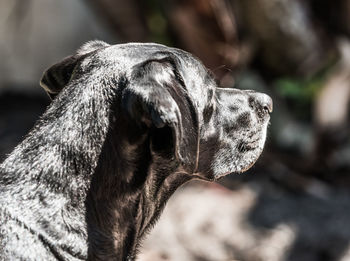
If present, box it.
[0,41,272,260]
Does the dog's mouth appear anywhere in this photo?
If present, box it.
[211,134,266,180]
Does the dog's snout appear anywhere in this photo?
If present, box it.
[249,93,273,115]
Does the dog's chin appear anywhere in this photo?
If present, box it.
[212,146,264,180]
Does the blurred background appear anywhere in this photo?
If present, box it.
[1,0,350,260]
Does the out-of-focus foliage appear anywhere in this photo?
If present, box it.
[275,77,323,120]
[276,78,322,102]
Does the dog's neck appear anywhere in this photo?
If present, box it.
[0,86,112,259]
[0,88,192,260]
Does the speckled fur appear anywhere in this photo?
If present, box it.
[0,41,271,260]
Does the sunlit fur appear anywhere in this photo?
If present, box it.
[0,41,271,260]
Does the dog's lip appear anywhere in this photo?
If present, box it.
[240,160,257,172]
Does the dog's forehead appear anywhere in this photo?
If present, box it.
[96,43,206,72]
[92,43,215,110]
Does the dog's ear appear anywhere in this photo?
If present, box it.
[122,57,199,172]
[40,40,110,100]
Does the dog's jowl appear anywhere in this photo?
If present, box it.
[0,41,272,260]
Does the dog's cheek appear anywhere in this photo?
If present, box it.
[197,135,220,178]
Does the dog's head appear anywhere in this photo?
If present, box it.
[40,41,272,180]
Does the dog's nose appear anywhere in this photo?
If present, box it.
[249,93,273,115]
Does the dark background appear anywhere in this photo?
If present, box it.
[1,1,350,260]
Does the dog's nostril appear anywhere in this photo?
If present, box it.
[250,93,273,115]
[263,98,273,114]
[263,105,270,114]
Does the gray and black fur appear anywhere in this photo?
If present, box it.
[0,41,272,260]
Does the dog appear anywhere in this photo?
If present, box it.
[0,41,272,260]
